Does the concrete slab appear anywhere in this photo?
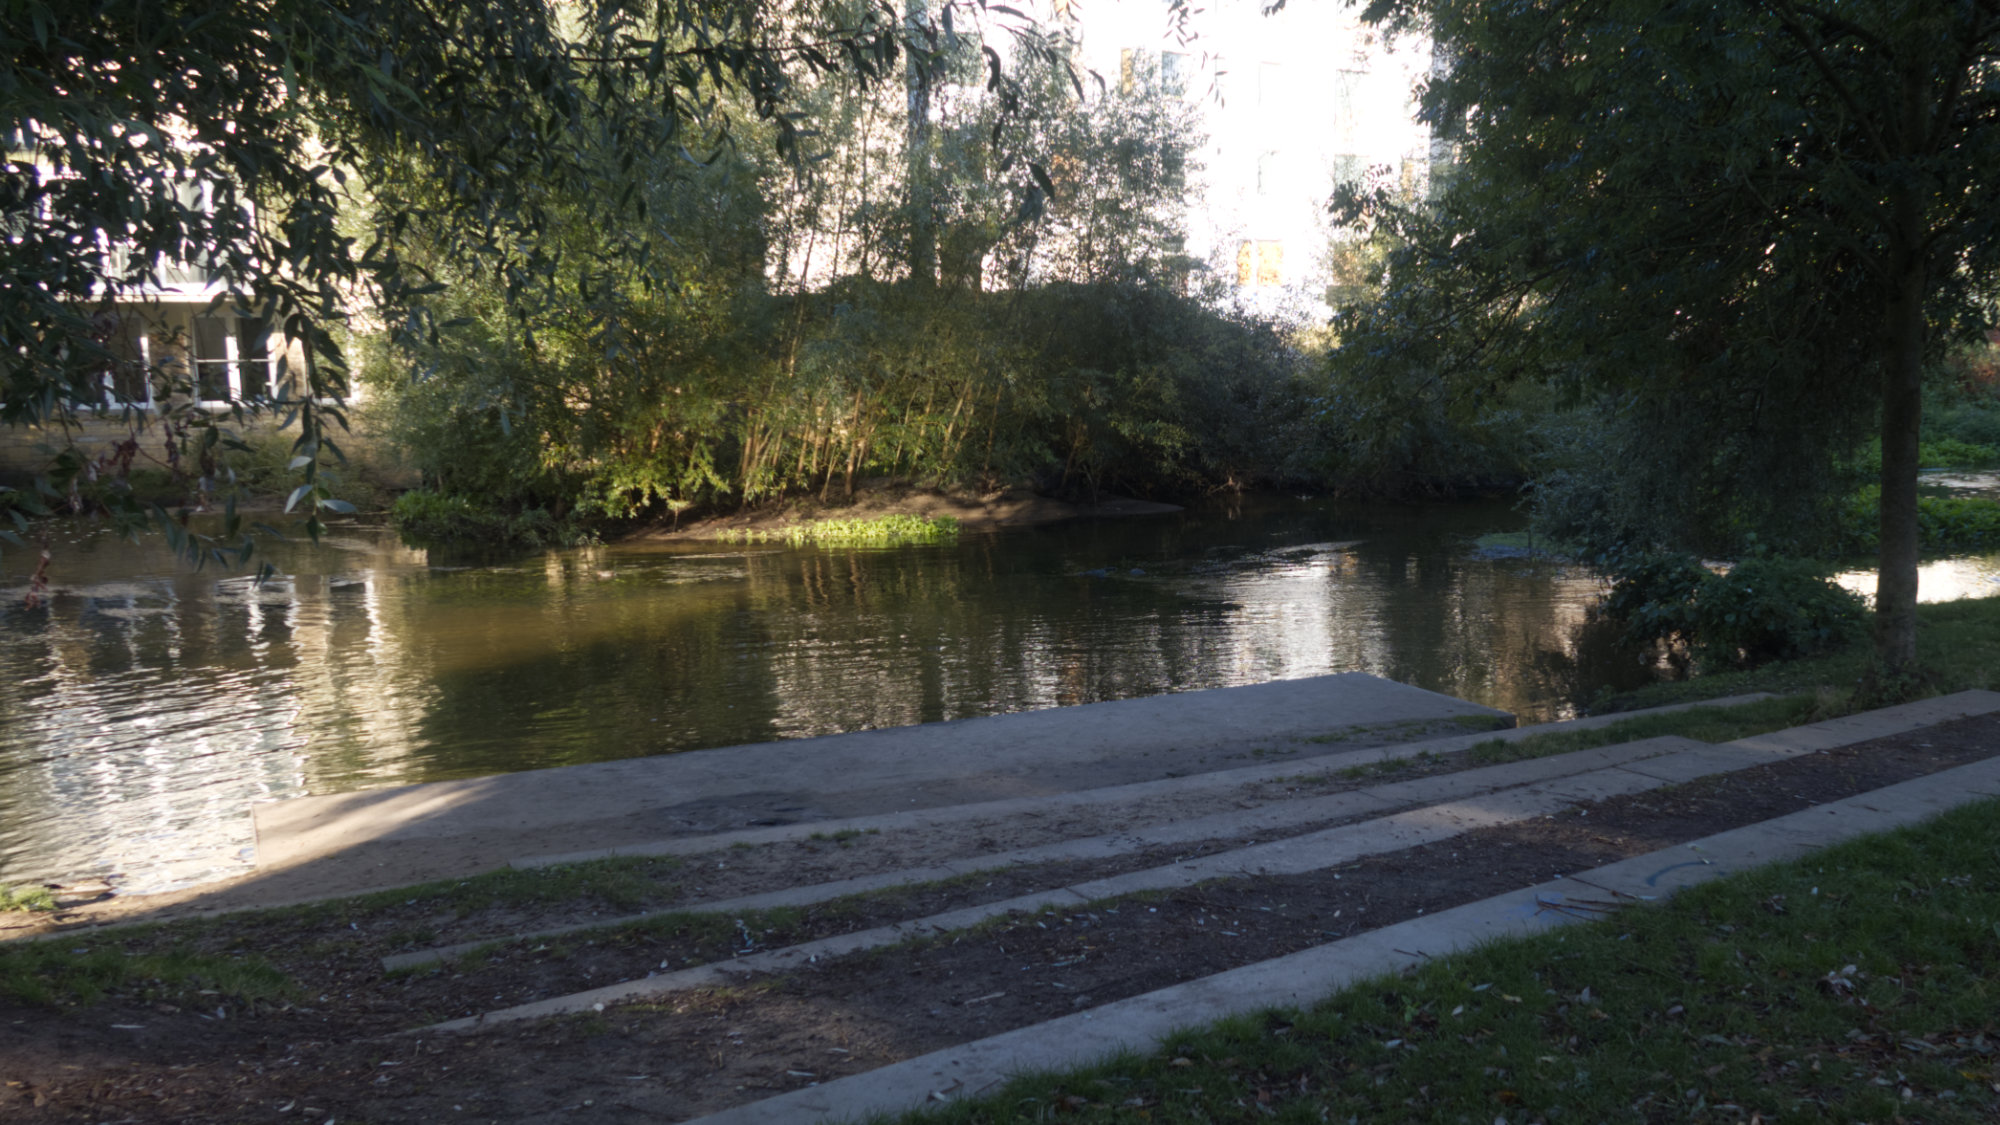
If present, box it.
[682,756,2000,1125]
[1726,689,2000,756]
[508,693,1776,873]
[254,673,1507,893]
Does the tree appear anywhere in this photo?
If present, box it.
[1,0,906,556]
[1343,0,2000,671]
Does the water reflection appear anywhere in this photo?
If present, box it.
[2,498,1645,893]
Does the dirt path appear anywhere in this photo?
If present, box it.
[3,715,1996,1123]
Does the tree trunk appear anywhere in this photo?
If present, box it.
[1874,194,1927,670]
[903,0,936,287]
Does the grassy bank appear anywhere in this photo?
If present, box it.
[1600,593,2000,714]
[894,796,2000,1124]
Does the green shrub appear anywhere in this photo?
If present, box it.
[1840,485,2000,553]
[1918,436,2000,469]
[1602,552,1865,666]
[1692,556,1867,662]
[1601,551,1710,645]
[389,489,591,550]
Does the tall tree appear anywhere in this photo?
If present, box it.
[1345,0,2000,671]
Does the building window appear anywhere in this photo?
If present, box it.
[192,314,275,404]
[1258,61,1283,107]
[1257,151,1281,195]
[1334,69,1367,148]
[73,310,155,409]
[1161,51,1189,96]
[1236,240,1284,287]
[1331,154,1366,191]
[1120,48,1149,95]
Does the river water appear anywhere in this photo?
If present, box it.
[0,496,1704,894]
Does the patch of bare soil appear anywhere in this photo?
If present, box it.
[630,480,1181,541]
[3,715,1997,1124]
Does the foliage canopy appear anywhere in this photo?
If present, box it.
[1341,0,2000,668]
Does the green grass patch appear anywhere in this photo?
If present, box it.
[722,513,960,547]
[1466,695,1825,766]
[0,940,294,1009]
[1,884,57,913]
[808,827,881,846]
[894,797,2000,1124]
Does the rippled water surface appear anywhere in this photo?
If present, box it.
[2,497,1655,893]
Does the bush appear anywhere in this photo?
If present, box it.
[1602,552,1865,666]
[389,489,590,551]
[1839,485,2000,553]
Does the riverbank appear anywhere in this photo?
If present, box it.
[3,694,1997,1123]
[629,480,1183,541]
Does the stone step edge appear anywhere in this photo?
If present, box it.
[412,694,1976,1032]
[389,689,1999,972]
[508,693,1781,872]
[679,753,2000,1125]
[383,734,1706,972]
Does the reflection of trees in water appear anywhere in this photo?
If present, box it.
[1522,614,1678,719]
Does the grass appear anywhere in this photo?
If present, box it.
[1,884,57,913]
[892,796,2000,1124]
[328,855,685,922]
[1465,694,1829,766]
[721,513,961,547]
[809,827,882,846]
[1302,714,1510,746]
[0,939,294,1009]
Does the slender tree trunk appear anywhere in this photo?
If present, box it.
[903,0,936,287]
[1874,188,1927,671]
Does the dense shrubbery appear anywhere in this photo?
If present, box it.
[389,490,591,551]
[1600,552,1866,667]
[1838,486,2000,554]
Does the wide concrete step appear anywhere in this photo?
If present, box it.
[252,673,1511,900]
[409,691,2000,1037]
[386,693,1791,971]
[685,750,2000,1125]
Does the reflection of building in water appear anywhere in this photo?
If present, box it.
[0,579,308,892]
[0,535,441,892]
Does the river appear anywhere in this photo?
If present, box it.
[0,495,1718,894]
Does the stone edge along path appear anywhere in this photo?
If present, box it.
[678,703,2000,1124]
[411,691,2000,1030]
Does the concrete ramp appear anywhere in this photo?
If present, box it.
[251,673,1507,899]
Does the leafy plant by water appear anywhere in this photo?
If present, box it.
[1601,552,1865,667]
[0,884,56,913]
[390,488,594,551]
[721,514,960,547]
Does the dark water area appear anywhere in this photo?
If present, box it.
[0,495,1653,893]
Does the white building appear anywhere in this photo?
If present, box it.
[1059,0,1432,320]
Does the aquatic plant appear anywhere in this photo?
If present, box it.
[722,514,960,547]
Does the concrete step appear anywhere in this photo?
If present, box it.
[380,690,1974,973]
[506,692,1779,871]
[408,691,2000,1037]
[251,673,1513,899]
[681,738,2000,1124]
